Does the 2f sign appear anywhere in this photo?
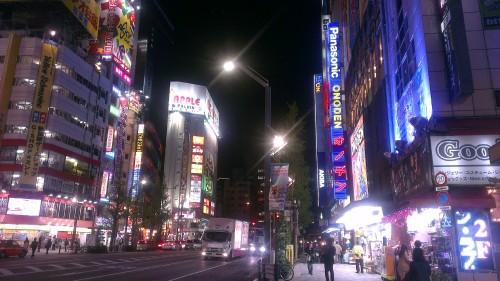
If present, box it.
[435,172,447,186]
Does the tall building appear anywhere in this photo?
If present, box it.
[163,81,221,240]
[316,0,500,279]
[0,1,108,243]
[0,0,146,248]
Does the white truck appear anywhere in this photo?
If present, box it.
[201,218,249,259]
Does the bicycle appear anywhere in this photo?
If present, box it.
[277,260,294,281]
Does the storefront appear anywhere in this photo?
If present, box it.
[383,188,497,281]
[335,205,392,273]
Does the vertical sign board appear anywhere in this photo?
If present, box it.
[314,75,328,207]
[269,163,289,211]
[350,116,368,201]
[440,0,474,103]
[20,43,58,189]
[0,33,21,148]
[326,22,347,200]
[190,136,204,208]
[455,209,495,271]
[131,124,144,197]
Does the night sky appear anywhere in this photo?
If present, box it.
[154,0,322,178]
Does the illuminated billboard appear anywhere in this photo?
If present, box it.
[455,209,494,271]
[128,91,140,113]
[326,22,347,200]
[89,0,136,73]
[106,126,114,152]
[169,82,205,115]
[62,0,100,39]
[189,174,201,208]
[100,170,111,198]
[131,123,144,197]
[168,82,220,137]
[350,117,368,201]
[7,198,41,216]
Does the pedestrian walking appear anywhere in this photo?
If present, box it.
[321,238,336,281]
[30,238,38,258]
[405,247,431,281]
[397,244,411,281]
[52,235,57,250]
[353,241,364,273]
[24,237,30,250]
[334,241,342,264]
[45,238,52,254]
[37,236,43,252]
[305,244,314,275]
[64,238,69,252]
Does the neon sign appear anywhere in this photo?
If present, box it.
[113,65,131,85]
[455,209,494,271]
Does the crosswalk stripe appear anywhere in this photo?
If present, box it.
[25,266,44,272]
[70,263,86,267]
[89,261,104,265]
[103,259,118,263]
[0,268,14,276]
[50,264,66,269]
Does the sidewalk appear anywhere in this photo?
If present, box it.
[292,262,382,281]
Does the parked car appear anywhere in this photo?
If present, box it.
[136,240,149,251]
[183,240,194,250]
[162,240,181,250]
[193,239,202,250]
[0,240,28,258]
[155,239,167,250]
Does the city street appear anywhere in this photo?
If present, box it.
[0,248,386,281]
[0,250,259,281]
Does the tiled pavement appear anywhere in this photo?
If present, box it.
[292,262,383,281]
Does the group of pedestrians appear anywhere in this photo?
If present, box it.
[396,240,431,281]
[305,238,346,281]
[22,236,72,258]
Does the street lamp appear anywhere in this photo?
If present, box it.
[223,60,272,263]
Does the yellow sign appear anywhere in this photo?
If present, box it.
[61,0,100,39]
[0,33,20,147]
[19,43,58,189]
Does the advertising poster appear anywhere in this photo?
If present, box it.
[90,0,135,73]
[62,0,100,39]
[20,43,58,190]
[350,117,368,201]
[269,163,289,211]
[168,82,206,115]
[189,175,201,208]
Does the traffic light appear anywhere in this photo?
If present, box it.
[275,213,280,219]
[251,221,256,226]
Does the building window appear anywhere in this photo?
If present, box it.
[495,90,500,108]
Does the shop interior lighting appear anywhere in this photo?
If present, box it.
[336,206,383,230]
[16,149,24,153]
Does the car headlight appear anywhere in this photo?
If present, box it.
[259,246,266,252]
[250,246,256,252]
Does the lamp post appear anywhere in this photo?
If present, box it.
[223,60,272,264]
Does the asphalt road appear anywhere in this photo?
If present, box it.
[0,249,261,281]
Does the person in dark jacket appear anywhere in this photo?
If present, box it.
[30,238,38,258]
[45,238,52,254]
[321,238,336,281]
[305,244,314,275]
[406,247,431,281]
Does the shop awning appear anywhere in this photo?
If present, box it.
[408,188,496,209]
[334,197,394,230]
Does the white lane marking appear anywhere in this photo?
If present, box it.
[89,261,104,265]
[50,264,66,269]
[52,268,109,277]
[0,268,14,276]
[70,263,86,267]
[71,260,188,281]
[102,259,118,263]
[25,266,44,272]
[166,259,242,281]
